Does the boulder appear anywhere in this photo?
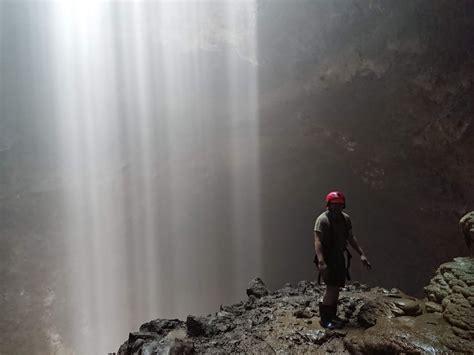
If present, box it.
[460,211,474,248]
[186,315,217,337]
[139,319,183,335]
[357,293,423,328]
[246,278,269,299]
[357,298,393,328]
[384,294,422,317]
[424,256,474,351]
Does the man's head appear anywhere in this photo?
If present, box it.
[326,191,346,213]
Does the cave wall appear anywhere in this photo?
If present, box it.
[257,0,474,294]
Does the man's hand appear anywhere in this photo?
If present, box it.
[361,255,372,269]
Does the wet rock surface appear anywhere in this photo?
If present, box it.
[115,264,474,354]
[424,256,474,352]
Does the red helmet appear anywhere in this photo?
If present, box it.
[326,191,346,207]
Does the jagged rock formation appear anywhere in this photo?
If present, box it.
[115,258,474,354]
[460,211,474,248]
[424,257,474,352]
[246,277,269,299]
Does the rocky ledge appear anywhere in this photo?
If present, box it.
[114,257,473,354]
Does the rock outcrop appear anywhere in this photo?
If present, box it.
[460,211,474,248]
[246,277,269,299]
[114,260,474,354]
[424,256,474,352]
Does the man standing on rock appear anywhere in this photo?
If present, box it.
[314,191,371,329]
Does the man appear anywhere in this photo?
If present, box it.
[314,191,371,329]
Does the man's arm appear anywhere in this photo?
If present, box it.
[314,231,324,263]
[314,231,327,272]
[347,230,372,269]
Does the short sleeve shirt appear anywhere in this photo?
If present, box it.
[314,211,352,252]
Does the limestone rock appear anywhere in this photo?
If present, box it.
[443,293,474,333]
[345,316,450,354]
[424,256,474,351]
[424,257,474,303]
[165,337,195,355]
[116,273,472,354]
[425,301,442,313]
[139,319,183,335]
[357,298,393,328]
[186,316,217,337]
[385,294,422,317]
[356,294,422,328]
[116,332,161,355]
[246,277,269,299]
[460,212,474,248]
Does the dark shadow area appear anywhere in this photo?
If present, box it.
[257,0,474,294]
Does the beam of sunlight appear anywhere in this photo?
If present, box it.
[52,1,127,353]
[226,0,261,298]
[51,1,260,353]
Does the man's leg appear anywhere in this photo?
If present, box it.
[319,286,341,329]
[322,286,339,305]
[319,285,345,329]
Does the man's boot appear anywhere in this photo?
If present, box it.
[329,304,346,328]
[318,302,337,330]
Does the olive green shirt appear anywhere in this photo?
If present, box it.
[314,210,352,253]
